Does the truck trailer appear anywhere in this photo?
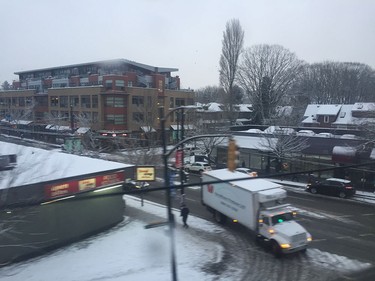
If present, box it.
[201,169,312,257]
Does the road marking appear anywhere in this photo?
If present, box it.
[311,238,327,242]
[287,195,316,202]
[362,213,375,216]
[335,215,354,218]
[359,233,375,237]
[337,236,352,239]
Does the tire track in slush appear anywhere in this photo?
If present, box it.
[220,222,364,281]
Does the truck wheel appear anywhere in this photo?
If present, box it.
[310,187,317,194]
[338,191,346,198]
[255,235,263,245]
[271,240,282,258]
[214,211,226,224]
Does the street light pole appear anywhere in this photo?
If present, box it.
[159,105,201,281]
[70,105,74,134]
[160,106,178,281]
[179,108,185,195]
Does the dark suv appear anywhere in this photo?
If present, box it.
[306,178,356,198]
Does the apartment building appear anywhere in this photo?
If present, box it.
[0,59,195,138]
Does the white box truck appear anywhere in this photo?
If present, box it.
[201,169,312,257]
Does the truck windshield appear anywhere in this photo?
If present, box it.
[271,213,294,225]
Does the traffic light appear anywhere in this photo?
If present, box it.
[227,139,239,172]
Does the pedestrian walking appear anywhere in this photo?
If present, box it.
[180,204,190,228]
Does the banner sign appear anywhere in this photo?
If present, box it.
[45,171,125,199]
[136,166,155,181]
[175,149,183,168]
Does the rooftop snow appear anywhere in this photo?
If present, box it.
[316,104,341,116]
[234,135,276,151]
[203,169,283,192]
[0,141,131,189]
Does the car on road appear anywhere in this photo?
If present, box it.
[185,162,212,174]
[235,167,258,177]
[123,180,150,191]
[306,178,356,198]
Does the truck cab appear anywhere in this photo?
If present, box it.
[258,205,312,256]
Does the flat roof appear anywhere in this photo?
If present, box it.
[14,58,178,75]
[0,141,132,189]
[203,169,282,192]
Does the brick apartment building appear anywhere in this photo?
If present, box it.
[0,59,194,140]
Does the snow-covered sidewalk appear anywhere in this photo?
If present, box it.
[0,196,243,281]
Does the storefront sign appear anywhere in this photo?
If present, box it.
[136,166,155,181]
[45,171,125,199]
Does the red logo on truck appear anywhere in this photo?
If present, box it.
[207,184,214,193]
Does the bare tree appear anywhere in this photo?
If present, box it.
[260,128,309,173]
[295,61,375,104]
[187,111,226,162]
[131,94,160,148]
[219,18,244,124]
[238,44,304,124]
[194,86,224,104]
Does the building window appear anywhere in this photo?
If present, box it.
[175,98,185,107]
[50,97,59,107]
[324,115,329,123]
[105,96,125,107]
[115,80,125,90]
[170,97,174,108]
[132,96,144,106]
[60,96,69,108]
[128,81,133,87]
[133,112,144,122]
[105,80,113,90]
[81,95,91,108]
[106,114,125,125]
[92,112,98,122]
[70,96,79,107]
[92,95,98,108]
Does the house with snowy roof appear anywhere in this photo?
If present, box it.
[195,102,253,130]
[302,103,375,129]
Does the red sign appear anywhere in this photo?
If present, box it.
[207,184,214,193]
[45,171,125,199]
[175,149,184,168]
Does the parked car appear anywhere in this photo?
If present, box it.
[235,168,258,177]
[185,162,212,173]
[297,130,315,136]
[306,178,356,198]
[123,180,150,191]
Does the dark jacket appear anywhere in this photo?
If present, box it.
[180,206,189,217]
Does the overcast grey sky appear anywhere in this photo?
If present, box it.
[1,0,374,90]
